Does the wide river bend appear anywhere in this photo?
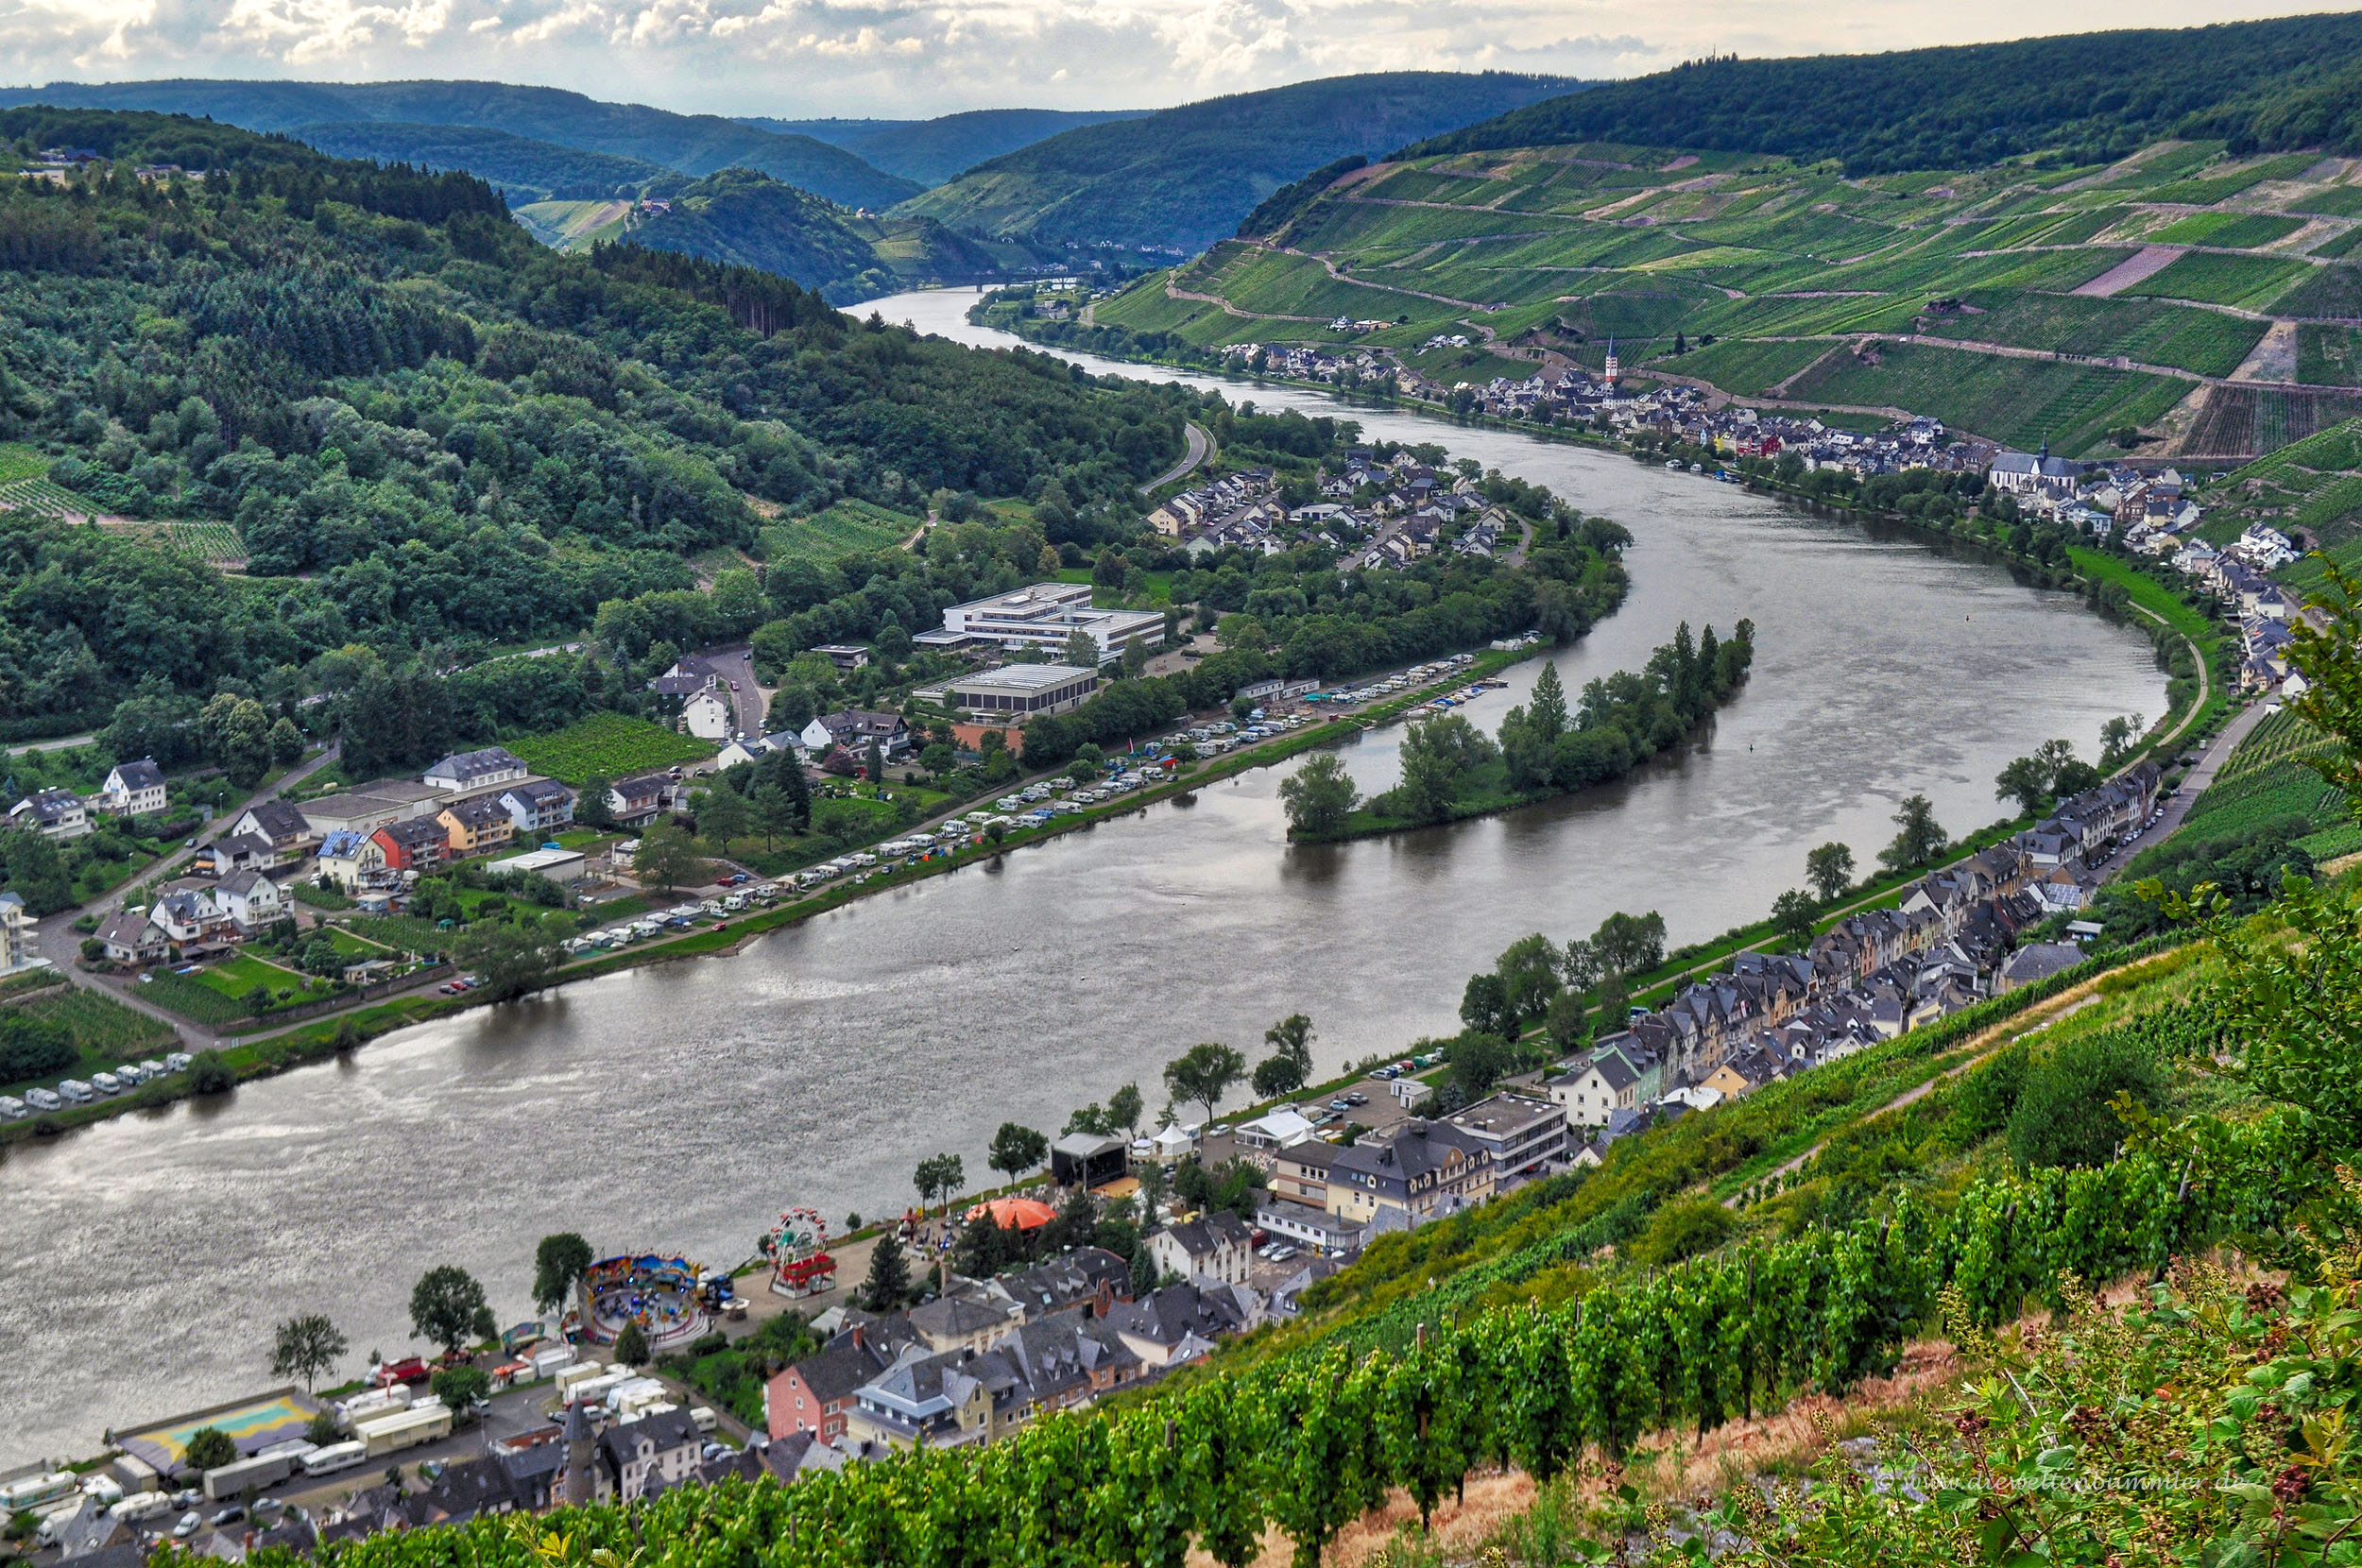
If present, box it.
[0,289,2165,1466]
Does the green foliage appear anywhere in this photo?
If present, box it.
[1622,1195,1737,1268]
[408,1264,490,1356]
[510,713,713,786]
[181,1427,237,1472]
[1164,1041,1248,1123]
[428,1364,490,1413]
[1406,13,2362,173]
[293,122,677,206]
[270,1313,349,1391]
[904,73,1576,252]
[533,1232,594,1316]
[2004,1028,2168,1167]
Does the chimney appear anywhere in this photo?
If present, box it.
[849,1323,864,1353]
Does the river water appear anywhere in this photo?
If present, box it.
[0,290,2165,1467]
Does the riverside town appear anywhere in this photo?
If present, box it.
[15,16,2362,1568]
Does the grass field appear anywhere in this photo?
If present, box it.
[509,712,714,785]
[190,953,306,1001]
[757,500,917,562]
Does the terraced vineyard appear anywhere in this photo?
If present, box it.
[95,520,249,569]
[756,498,919,561]
[2179,709,2362,858]
[0,476,92,520]
[1090,134,2362,458]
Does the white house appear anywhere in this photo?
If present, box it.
[422,747,528,792]
[213,868,284,930]
[682,690,735,741]
[95,758,168,817]
[799,719,834,753]
[8,789,91,840]
[1548,1050,1641,1129]
[1144,1212,1253,1287]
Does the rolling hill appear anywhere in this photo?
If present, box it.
[0,79,918,210]
[745,108,1147,186]
[899,71,1581,252]
[519,169,1045,302]
[1404,11,2362,174]
[289,122,679,205]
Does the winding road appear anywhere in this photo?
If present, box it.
[1138,421,1211,495]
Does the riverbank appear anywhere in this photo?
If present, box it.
[0,640,1551,1150]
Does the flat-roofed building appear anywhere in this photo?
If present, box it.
[1439,1091,1568,1177]
[919,584,1163,666]
[945,664,1100,720]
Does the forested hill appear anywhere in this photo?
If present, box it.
[1405,11,2362,174]
[564,168,1036,302]
[898,72,1581,252]
[743,109,1148,187]
[0,79,919,210]
[287,123,679,206]
[0,108,1188,732]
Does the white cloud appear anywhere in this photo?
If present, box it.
[0,0,2332,117]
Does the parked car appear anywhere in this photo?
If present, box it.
[211,1506,246,1526]
[173,1513,201,1540]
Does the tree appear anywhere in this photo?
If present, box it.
[1527,661,1569,744]
[987,1121,1049,1184]
[915,1152,966,1218]
[1106,1082,1144,1136]
[1446,1031,1511,1100]
[750,782,796,850]
[861,1230,913,1309]
[1994,753,2053,815]
[1065,627,1102,669]
[633,818,702,893]
[1495,933,1562,1031]
[864,739,884,782]
[693,785,753,851]
[270,1314,347,1391]
[189,1049,233,1095]
[1878,794,1947,872]
[767,684,816,732]
[1460,971,1511,1036]
[408,1265,490,1357]
[577,775,616,829]
[613,1321,649,1368]
[1805,842,1855,904]
[2005,1030,2165,1168]
[1263,1014,1314,1077]
[1589,910,1668,980]
[268,717,304,767]
[1163,1042,1248,1124]
[455,921,562,1002]
[2098,713,2143,768]
[1395,713,1495,824]
[1278,751,1360,837]
[430,1365,491,1415]
[532,1233,593,1317]
[184,1427,238,1472]
[1252,1054,1306,1099]
[919,741,957,777]
[1771,889,1817,950]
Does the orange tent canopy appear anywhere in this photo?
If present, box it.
[965,1196,1058,1231]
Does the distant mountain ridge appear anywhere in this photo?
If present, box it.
[899,72,1583,252]
[290,122,679,205]
[1404,11,2362,174]
[743,109,1148,185]
[0,78,918,209]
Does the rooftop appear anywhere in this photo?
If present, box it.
[952,663,1100,691]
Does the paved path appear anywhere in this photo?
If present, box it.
[3,731,97,758]
[2093,691,2267,883]
[1138,422,1210,495]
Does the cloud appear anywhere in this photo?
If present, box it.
[0,0,2331,116]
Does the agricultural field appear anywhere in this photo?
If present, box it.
[0,987,179,1095]
[757,500,918,561]
[2298,325,2362,386]
[140,971,262,1027]
[2178,709,2359,858]
[2197,418,2362,561]
[0,475,92,520]
[1784,341,2186,455]
[1091,132,2362,459]
[0,442,50,484]
[508,712,714,785]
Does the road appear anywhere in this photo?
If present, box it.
[4,732,97,758]
[1138,422,1210,495]
[2092,692,2265,883]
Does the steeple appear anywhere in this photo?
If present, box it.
[1602,336,1619,388]
[563,1399,597,1507]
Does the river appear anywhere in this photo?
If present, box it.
[0,290,2165,1468]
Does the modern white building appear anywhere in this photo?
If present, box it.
[918,584,1163,665]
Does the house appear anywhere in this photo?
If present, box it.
[500,780,576,837]
[766,1326,895,1442]
[817,710,912,759]
[317,829,389,892]
[1098,1280,1262,1368]
[0,891,37,972]
[423,747,528,792]
[94,758,168,817]
[1549,1048,1641,1128]
[607,774,671,827]
[1269,1139,1335,1209]
[593,1407,702,1503]
[1322,1120,1494,1226]
[193,833,276,877]
[1143,1211,1253,1287]
[842,1344,997,1450]
[228,799,314,857]
[1254,1202,1364,1258]
[813,644,871,672]
[1987,448,2080,502]
[908,1293,1020,1355]
[922,583,1164,665]
[212,868,284,931]
[681,690,735,741]
[979,1248,1133,1324]
[146,883,242,950]
[371,817,450,875]
[439,796,517,857]
[9,788,91,840]
[1997,942,2087,992]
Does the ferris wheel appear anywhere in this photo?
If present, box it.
[768,1206,830,1263]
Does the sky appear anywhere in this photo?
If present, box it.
[0,0,2338,117]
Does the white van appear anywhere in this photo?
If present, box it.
[111,1492,173,1525]
[25,1087,60,1113]
[0,1097,25,1120]
[91,1072,122,1097]
[301,1441,368,1477]
[57,1079,93,1104]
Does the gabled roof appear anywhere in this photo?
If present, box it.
[785,1328,893,1404]
[425,746,525,781]
[241,799,311,838]
[108,758,165,793]
[596,1406,699,1470]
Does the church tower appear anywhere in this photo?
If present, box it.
[1602,337,1619,389]
[562,1398,597,1507]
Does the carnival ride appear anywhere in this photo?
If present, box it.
[764,1206,836,1299]
[578,1253,711,1350]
